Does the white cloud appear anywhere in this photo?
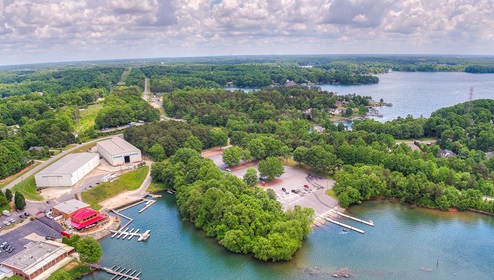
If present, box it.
[0,0,493,65]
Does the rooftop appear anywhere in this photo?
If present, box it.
[97,137,139,155]
[53,199,90,215]
[37,153,99,176]
[1,241,73,275]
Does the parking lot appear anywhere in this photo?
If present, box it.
[205,152,338,217]
[0,219,62,262]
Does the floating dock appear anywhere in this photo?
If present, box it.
[91,264,141,280]
[324,218,365,234]
[110,228,150,242]
[138,200,156,213]
[333,211,374,226]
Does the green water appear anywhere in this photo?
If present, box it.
[84,196,494,280]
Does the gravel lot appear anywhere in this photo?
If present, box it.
[205,152,338,217]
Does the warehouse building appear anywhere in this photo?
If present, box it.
[97,137,141,166]
[2,241,74,280]
[35,153,100,187]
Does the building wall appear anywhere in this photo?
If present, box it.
[34,174,72,187]
[35,154,99,187]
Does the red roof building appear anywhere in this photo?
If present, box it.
[71,208,106,231]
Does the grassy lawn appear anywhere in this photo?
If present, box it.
[77,103,103,134]
[47,260,92,280]
[0,161,41,188]
[70,142,97,154]
[326,189,338,199]
[82,166,149,210]
[147,180,168,193]
[11,175,43,201]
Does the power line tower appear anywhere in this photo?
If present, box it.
[465,87,474,114]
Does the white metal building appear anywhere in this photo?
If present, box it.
[35,153,100,187]
[97,137,142,166]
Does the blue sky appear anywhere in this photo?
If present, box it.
[1,0,493,65]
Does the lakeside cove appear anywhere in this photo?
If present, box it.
[84,194,494,280]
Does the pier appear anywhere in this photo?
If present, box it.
[333,211,374,226]
[324,218,365,234]
[110,227,150,241]
[138,200,156,213]
[91,264,141,280]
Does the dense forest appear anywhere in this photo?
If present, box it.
[94,86,159,129]
[162,86,370,126]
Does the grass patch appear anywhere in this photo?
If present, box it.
[47,260,92,280]
[326,189,338,199]
[0,161,41,188]
[77,103,103,134]
[82,166,149,209]
[147,180,168,193]
[117,67,132,86]
[11,175,43,201]
[70,142,97,154]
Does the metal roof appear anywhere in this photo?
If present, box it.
[52,199,90,215]
[97,137,140,156]
[1,241,73,276]
[37,153,99,176]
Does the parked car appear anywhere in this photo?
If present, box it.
[303,184,310,189]
[224,168,232,172]
[45,236,56,241]
[24,212,30,217]
[3,221,10,226]
[7,247,14,253]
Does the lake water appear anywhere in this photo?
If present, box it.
[85,196,494,280]
[320,72,494,122]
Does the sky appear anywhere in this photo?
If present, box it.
[1,0,494,65]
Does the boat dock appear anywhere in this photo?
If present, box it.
[91,264,141,280]
[324,218,365,234]
[138,200,156,213]
[333,211,374,226]
[110,227,150,241]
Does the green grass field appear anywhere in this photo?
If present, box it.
[147,180,168,193]
[11,175,43,201]
[325,189,338,199]
[77,103,103,134]
[81,166,149,210]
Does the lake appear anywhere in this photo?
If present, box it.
[85,196,494,280]
[320,72,494,122]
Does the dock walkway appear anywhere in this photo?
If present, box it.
[333,211,374,226]
[91,264,141,280]
[324,218,365,234]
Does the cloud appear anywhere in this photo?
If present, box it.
[0,0,493,65]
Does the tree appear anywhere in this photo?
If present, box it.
[243,167,258,186]
[14,192,26,210]
[148,143,166,161]
[184,135,203,152]
[211,128,228,147]
[76,236,103,264]
[0,195,7,207]
[258,157,284,180]
[222,146,242,167]
[247,138,266,160]
[5,188,12,201]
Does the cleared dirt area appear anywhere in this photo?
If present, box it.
[205,152,338,217]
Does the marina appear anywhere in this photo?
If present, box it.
[109,197,155,242]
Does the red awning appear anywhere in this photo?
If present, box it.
[71,214,106,230]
